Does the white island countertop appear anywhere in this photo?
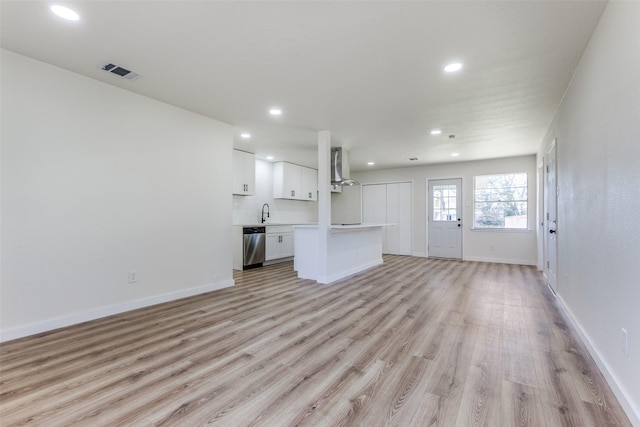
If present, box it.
[234,223,317,228]
[293,223,390,231]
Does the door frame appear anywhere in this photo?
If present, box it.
[427,177,463,260]
[543,138,558,293]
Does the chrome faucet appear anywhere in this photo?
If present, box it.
[261,203,270,223]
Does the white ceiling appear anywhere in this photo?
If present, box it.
[1,1,606,170]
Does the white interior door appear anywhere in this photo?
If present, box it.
[544,140,558,292]
[428,178,462,259]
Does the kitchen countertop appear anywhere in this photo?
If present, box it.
[234,223,317,228]
[293,223,389,231]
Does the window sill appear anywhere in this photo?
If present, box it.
[470,228,532,233]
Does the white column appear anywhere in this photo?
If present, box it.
[317,130,331,281]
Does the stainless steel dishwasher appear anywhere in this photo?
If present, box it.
[243,226,266,269]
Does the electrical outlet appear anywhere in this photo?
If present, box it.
[621,328,628,356]
[128,271,138,284]
[490,244,495,251]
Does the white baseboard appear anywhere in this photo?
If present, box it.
[317,259,383,285]
[463,255,536,266]
[556,294,640,426]
[0,279,235,342]
[412,251,428,258]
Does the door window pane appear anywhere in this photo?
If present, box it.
[433,184,457,221]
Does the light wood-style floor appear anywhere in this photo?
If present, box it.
[0,256,631,426]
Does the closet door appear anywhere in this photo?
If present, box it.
[362,184,387,223]
[386,182,412,255]
[386,184,400,254]
[362,184,388,251]
[362,183,412,255]
[397,182,413,255]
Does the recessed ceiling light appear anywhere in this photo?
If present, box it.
[266,156,274,160]
[50,5,80,21]
[444,62,463,73]
[240,133,251,139]
[430,129,442,135]
[451,152,460,157]
[269,108,282,116]
[367,162,375,166]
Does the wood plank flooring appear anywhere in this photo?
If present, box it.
[0,256,631,426]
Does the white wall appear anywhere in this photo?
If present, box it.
[333,155,537,264]
[233,159,317,225]
[537,2,640,423]
[331,185,364,225]
[1,50,235,341]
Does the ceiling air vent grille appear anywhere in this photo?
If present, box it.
[100,62,141,81]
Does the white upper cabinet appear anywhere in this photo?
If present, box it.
[300,166,318,201]
[232,149,255,196]
[274,162,301,199]
[273,162,317,201]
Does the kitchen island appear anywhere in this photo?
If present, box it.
[293,224,384,284]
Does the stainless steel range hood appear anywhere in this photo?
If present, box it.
[331,147,360,186]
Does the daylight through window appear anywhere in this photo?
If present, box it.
[474,173,528,229]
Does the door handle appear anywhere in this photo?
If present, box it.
[457,224,461,227]
[549,229,556,234]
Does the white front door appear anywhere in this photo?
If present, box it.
[428,178,462,259]
[544,140,558,292]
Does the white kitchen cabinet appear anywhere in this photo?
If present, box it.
[273,162,300,199]
[266,226,294,261]
[273,162,317,201]
[331,184,342,193]
[300,166,318,201]
[232,149,255,195]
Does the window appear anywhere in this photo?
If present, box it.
[432,183,457,221]
[474,173,528,229]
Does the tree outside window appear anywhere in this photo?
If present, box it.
[474,173,528,229]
